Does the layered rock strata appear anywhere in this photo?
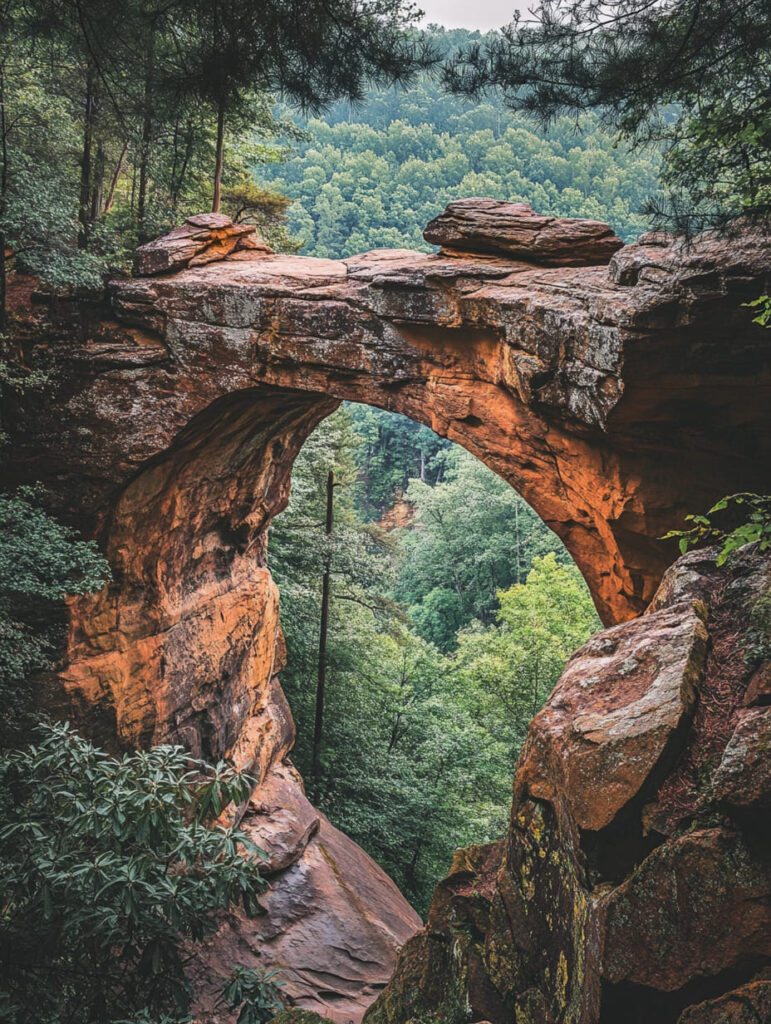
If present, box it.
[366,546,771,1024]
[423,198,624,264]
[134,212,272,275]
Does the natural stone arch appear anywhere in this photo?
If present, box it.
[7,225,769,759]
[5,214,771,1024]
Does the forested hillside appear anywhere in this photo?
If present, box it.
[261,27,660,257]
[269,407,600,913]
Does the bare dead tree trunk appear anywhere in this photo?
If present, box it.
[89,140,105,223]
[104,140,128,213]
[137,39,154,241]
[515,500,521,584]
[311,469,335,801]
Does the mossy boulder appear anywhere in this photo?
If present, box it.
[268,1009,338,1024]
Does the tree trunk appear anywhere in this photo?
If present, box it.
[311,469,335,800]
[89,140,105,223]
[137,39,155,241]
[171,121,195,217]
[104,140,128,213]
[212,100,225,213]
[515,500,521,584]
[78,67,97,248]
[0,63,8,334]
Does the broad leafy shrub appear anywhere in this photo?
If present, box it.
[0,722,268,1024]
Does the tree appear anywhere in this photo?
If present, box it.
[176,0,436,210]
[444,1,771,233]
[0,488,110,745]
[270,407,399,796]
[452,553,600,760]
[261,31,659,261]
[396,447,568,649]
[0,721,270,1024]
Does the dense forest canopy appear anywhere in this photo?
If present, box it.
[444,0,771,234]
[260,27,660,256]
[269,405,600,912]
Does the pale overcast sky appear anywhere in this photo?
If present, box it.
[418,0,531,31]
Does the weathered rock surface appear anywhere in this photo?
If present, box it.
[9,217,770,633]
[711,707,771,812]
[744,660,771,706]
[677,970,771,1023]
[423,199,624,265]
[366,546,771,1024]
[134,213,271,275]
[519,601,708,832]
[603,827,771,991]
[3,211,771,1024]
[193,762,422,1024]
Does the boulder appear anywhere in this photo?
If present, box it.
[711,706,771,811]
[368,547,771,1024]
[422,198,624,265]
[601,827,771,992]
[134,213,272,276]
[518,601,708,832]
[677,971,771,1023]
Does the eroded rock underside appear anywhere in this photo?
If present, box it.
[366,546,771,1024]
[3,211,771,1023]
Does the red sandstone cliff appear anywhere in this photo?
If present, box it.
[3,206,770,1023]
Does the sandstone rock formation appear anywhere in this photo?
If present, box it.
[366,545,771,1024]
[192,763,422,1024]
[423,198,625,264]
[134,213,272,275]
[3,209,771,1024]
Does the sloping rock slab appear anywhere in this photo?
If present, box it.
[423,198,624,265]
[518,602,708,832]
[240,761,321,874]
[193,783,422,1024]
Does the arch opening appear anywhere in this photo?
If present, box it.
[269,401,600,914]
